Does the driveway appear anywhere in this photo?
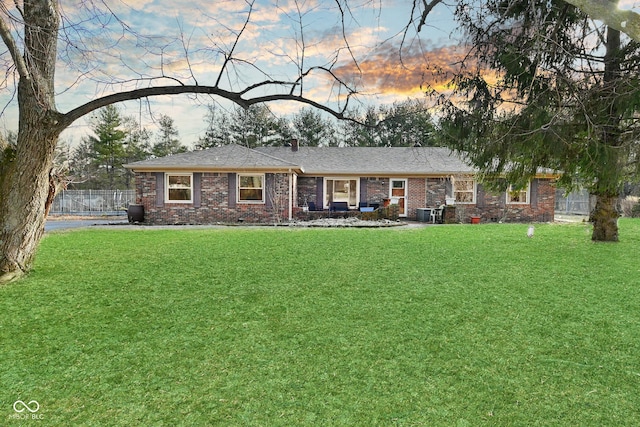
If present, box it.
[45,218,129,231]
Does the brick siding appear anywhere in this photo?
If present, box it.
[135,172,555,224]
[135,172,291,224]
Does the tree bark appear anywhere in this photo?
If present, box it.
[591,193,619,242]
[0,1,62,284]
[590,25,623,242]
[0,94,62,283]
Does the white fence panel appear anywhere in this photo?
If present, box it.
[50,190,136,214]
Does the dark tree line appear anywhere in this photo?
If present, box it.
[196,99,437,149]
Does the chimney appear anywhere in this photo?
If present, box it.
[290,139,299,152]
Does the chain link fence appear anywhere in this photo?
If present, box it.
[555,188,592,215]
[49,190,136,215]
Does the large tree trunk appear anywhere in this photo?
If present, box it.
[590,26,623,243]
[0,1,61,284]
[590,193,619,242]
[0,83,61,284]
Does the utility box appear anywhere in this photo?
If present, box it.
[416,208,431,222]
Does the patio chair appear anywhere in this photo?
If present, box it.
[430,205,445,223]
[330,202,349,212]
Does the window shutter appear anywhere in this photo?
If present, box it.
[476,184,485,208]
[228,173,237,208]
[359,177,367,204]
[530,180,538,208]
[155,172,164,207]
[193,173,202,208]
[265,174,274,208]
[315,177,323,208]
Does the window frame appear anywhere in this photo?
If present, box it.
[237,173,265,204]
[324,177,359,209]
[453,178,476,204]
[165,173,193,204]
[506,182,530,205]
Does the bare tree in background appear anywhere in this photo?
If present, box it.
[0,0,363,283]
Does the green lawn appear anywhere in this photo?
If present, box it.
[2,221,640,426]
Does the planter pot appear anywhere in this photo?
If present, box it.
[470,215,481,224]
[127,204,145,223]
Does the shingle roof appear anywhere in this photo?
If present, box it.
[125,144,475,175]
[255,146,474,175]
[124,144,301,172]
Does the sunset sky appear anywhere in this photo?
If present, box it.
[0,0,639,147]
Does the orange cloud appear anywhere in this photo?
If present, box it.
[331,42,470,97]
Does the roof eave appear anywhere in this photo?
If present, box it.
[126,165,303,173]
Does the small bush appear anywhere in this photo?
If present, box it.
[377,204,399,220]
[359,211,379,221]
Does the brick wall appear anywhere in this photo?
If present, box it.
[406,178,426,220]
[135,172,555,224]
[426,178,447,207]
[422,178,556,223]
[135,172,291,224]
[363,178,389,206]
[297,176,318,207]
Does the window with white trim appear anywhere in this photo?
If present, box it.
[507,183,530,204]
[238,174,264,203]
[454,179,476,204]
[166,173,192,203]
[325,178,358,208]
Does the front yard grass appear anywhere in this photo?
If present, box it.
[2,220,640,426]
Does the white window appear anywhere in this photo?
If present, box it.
[454,179,476,204]
[507,183,529,204]
[238,174,264,203]
[325,178,359,209]
[166,173,192,203]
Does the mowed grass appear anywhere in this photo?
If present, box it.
[1,221,640,426]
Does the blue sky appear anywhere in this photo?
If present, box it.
[0,0,462,147]
[1,1,638,147]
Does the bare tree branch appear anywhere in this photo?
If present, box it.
[61,80,360,130]
[0,12,29,80]
[214,0,255,88]
[417,0,444,33]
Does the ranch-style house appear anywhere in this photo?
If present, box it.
[125,142,556,224]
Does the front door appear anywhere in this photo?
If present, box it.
[390,179,407,217]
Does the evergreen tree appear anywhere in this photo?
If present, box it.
[71,105,128,189]
[69,108,151,189]
[417,0,640,241]
[196,105,233,149]
[152,115,187,157]
[377,100,436,147]
[228,105,289,147]
[122,117,152,188]
[292,108,337,147]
